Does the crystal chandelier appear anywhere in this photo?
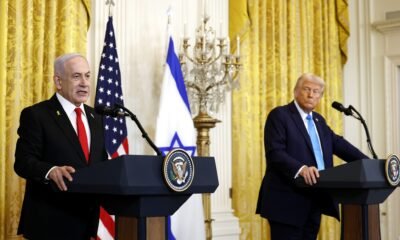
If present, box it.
[179,15,241,116]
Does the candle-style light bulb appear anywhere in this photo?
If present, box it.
[219,21,222,38]
[226,37,230,55]
[184,23,188,38]
[236,36,240,56]
[180,36,184,53]
[203,0,207,18]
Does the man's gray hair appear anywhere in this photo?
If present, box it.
[294,73,325,93]
[54,53,86,78]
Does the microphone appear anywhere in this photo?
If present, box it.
[95,105,128,117]
[331,101,378,159]
[331,101,353,116]
[96,103,162,156]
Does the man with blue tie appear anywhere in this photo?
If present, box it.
[256,73,369,240]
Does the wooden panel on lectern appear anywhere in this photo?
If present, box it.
[147,217,165,240]
[117,217,136,240]
[117,217,165,240]
[342,205,380,240]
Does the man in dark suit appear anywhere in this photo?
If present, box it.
[256,73,369,240]
[14,53,108,240]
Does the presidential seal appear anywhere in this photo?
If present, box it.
[163,148,195,192]
[385,154,400,186]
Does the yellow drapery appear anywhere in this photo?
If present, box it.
[0,0,90,239]
[230,0,349,239]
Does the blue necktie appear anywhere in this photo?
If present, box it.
[306,114,325,170]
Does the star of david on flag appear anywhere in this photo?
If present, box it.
[154,29,205,240]
[158,132,196,157]
[94,16,129,240]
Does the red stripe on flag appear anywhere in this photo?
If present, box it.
[110,137,129,158]
[111,151,119,159]
[122,138,129,153]
[100,207,115,237]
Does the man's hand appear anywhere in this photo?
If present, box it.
[299,166,320,185]
[48,166,75,191]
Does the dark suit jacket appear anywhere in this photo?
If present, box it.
[256,101,368,227]
[14,94,108,240]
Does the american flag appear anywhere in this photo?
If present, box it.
[94,16,129,240]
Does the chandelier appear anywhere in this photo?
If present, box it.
[179,15,241,116]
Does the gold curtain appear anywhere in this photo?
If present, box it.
[230,0,349,239]
[0,0,90,239]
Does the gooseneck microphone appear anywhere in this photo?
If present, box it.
[331,101,353,116]
[95,104,162,156]
[331,101,378,159]
[95,105,129,117]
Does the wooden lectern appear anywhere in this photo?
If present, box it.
[296,159,397,240]
[65,155,219,240]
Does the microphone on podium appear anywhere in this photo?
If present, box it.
[331,101,353,116]
[95,104,162,156]
[94,105,129,117]
[331,101,378,159]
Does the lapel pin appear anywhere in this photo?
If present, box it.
[90,113,95,119]
[56,110,61,116]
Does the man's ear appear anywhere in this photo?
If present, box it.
[54,76,62,90]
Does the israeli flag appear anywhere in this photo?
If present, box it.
[155,35,206,240]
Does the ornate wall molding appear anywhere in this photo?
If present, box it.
[372,18,400,33]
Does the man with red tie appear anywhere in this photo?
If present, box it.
[14,53,108,240]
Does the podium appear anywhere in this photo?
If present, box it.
[296,159,397,240]
[65,155,219,240]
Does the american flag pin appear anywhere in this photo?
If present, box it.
[56,110,61,116]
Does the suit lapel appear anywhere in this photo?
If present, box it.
[288,102,314,154]
[47,95,88,165]
[85,105,102,164]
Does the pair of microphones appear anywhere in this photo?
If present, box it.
[96,101,376,158]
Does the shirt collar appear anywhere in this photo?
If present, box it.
[294,100,312,120]
[56,93,86,117]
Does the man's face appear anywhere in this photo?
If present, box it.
[294,79,323,113]
[54,56,91,106]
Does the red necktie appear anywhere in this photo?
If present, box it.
[75,108,90,162]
